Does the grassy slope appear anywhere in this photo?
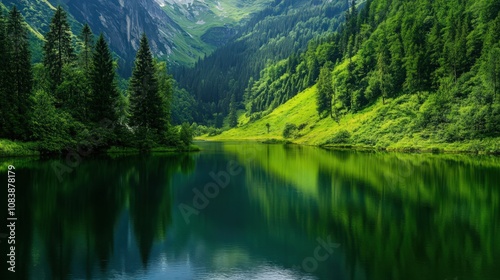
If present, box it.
[200,85,500,154]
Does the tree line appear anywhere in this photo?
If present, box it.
[0,6,192,153]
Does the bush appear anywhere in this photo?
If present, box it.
[298,123,308,130]
[132,127,158,151]
[249,112,262,122]
[162,125,182,146]
[282,123,298,138]
[180,122,193,147]
[208,127,223,136]
[326,130,351,144]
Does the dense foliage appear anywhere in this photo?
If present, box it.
[174,0,350,125]
[243,0,500,141]
[0,6,190,154]
[0,7,33,141]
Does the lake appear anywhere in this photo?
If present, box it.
[1,141,500,280]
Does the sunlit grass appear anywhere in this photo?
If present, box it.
[0,139,39,157]
[201,83,500,154]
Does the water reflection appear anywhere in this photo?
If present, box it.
[0,143,499,280]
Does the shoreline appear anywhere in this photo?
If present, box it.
[0,139,200,158]
[196,136,500,156]
[2,135,499,157]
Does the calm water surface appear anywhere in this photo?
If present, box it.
[1,141,500,280]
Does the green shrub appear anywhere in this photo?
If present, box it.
[208,127,223,136]
[298,123,308,130]
[282,123,298,138]
[180,122,193,147]
[326,130,351,144]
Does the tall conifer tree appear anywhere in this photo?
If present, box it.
[43,6,74,93]
[79,24,94,74]
[0,12,8,138]
[4,6,33,140]
[316,62,333,117]
[228,94,237,127]
[89,34,119,123]
[129,33,166,133]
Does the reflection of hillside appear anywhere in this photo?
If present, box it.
[223,143,500,279]
[24,154,190,278]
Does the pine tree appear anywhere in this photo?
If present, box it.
[129,33,166,134]
[316,62,333,117]
[485,46,500,98]
[0,12,8,138]
[179,122,192,147]
[376,28,392,104]
[43,6,74,93]
[155,61,172,127]
[89,34,119,123]
[5,6,33,140]
[228,94,237,127]
[79,24,94,74]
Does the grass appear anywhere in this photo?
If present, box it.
[0,139,40,157]
[199,85,500,155]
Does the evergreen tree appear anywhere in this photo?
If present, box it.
[442,9,468,83]
[228,94,237,127]
[316,62,333,117]
[43,6,74,93]
[375,28,392,104]
[155,61,173,126]
[388,32,405,95]
[0,12,8,138]
[179,122,193,147]
[4,6,33,140]
[79,24,94,74]
[129,33,166,134]
[485,46,500,98]
[89,34,119,123]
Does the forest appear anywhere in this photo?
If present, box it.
[2,0,500,155]
[0,6,193,155]
[231,0,500,147]
[173,0,351,125]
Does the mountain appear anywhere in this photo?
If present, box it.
[173,0,351,124]
[160,0,274,50]
[201,0,500,153]
[1,0,273,75]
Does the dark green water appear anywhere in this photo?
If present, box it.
[1,141,500,280]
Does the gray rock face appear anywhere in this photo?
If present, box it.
[5,0,273,75]
[65,0,186,75]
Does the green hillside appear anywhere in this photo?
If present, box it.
[174,0,350,123]
[202,0,500,154]
[201,85,500,153]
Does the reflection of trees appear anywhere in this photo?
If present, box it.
[26,153,190,278]
[225,143,500,279]
[128,155,180,266]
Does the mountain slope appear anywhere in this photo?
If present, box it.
[202,0,500,153]
[161,0,274,45]
[4,0,274,75]
[174,0,351,123]
[203,85,500,153]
